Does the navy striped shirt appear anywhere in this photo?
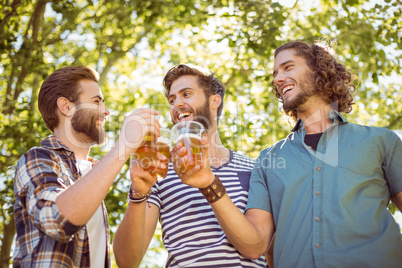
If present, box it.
[148,150,267,267]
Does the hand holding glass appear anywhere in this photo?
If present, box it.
[134,128,172,179]
[171,121,204,173]
[155,128,172,179]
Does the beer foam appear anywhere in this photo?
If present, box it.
[176,133,201,141]
[158,137,171,145]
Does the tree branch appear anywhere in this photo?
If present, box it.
[31,0,47,44]
[0,0,23,28]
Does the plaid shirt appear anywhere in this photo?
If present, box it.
[13,135,110,267]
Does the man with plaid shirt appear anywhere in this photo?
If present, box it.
[13,66,161,267]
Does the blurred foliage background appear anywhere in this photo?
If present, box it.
[1,0,401,267]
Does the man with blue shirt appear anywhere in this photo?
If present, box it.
[175,41,402,267]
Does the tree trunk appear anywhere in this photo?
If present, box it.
[0,216,16,268]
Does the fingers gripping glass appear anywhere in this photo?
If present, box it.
[134,128,172,179]
[171,121,204,173]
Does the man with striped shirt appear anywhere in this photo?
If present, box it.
[113,64,267,267]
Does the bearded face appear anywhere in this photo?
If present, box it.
[282,70,320,112]
[71,105,107,145]
[172,97,213,131]
[169,75,218,132]
[191,97,213,131]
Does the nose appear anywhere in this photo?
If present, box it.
[170,97,184,119]
[101,103,110,116]
[172,96,184,108]
[274,71,286,87]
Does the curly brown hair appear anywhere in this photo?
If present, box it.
[272,41,356,123]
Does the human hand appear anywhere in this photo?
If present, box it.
[118,108,160,158]
[171,135,215,188]
[129,152,168,197]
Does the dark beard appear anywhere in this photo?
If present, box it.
[71,108,106,144]
[192,99,213,131]
[283,90,314,111]
[283,71,319,112]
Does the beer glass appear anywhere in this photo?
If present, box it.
[171,121,204,173]
[154,128,172,179]
[134,132,158,175]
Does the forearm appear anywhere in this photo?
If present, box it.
[211,194,274,259]
[56,145,128,225]
[391,191,402,212]
[113,202,154,268]
[171,138,274,257]
[265,233,275,268]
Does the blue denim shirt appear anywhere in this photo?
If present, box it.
[247,111,402,267]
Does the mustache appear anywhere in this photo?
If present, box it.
[172,105,194,114]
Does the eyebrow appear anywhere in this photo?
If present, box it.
[167,87,192,99]
[92,95,104,102]
[273,60,295,77]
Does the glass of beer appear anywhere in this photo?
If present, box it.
[171,121,204,173]
[134,132,158,176]
[154,128,172,179]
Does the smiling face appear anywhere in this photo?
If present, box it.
[168,75,213,130]
[273,49,320,112]
[70,80,110,144]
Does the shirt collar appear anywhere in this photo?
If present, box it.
[40,135,98,165]
[291,110,348,132]
[41,135,73,152]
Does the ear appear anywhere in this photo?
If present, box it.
[57,97,73,117]
[209,94,221,111]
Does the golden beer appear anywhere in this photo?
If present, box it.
[134,132,158,175]
[177,133,202,172]
[171,121,204,174]
[154,136,171,178]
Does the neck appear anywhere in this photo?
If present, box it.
[53,125,92,160]
[297,100,334,134]
[205,122,230,168]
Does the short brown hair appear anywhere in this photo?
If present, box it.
[163,64,226,119]
[272,41,356,123]
[38,66,98,132]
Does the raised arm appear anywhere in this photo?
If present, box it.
[211,195,275,258]
[171,136,275,258]
[113,158,164,268]
[55,108,160,225]
[113,200,159,268]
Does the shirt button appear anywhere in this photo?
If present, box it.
[316,191,321,195]
[308,146,312,150]
[316,167,321,171]
[315,243,320,248]
[315,217,320,222]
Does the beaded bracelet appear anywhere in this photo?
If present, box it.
[128,185,152,203]
[199,175,226,203]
